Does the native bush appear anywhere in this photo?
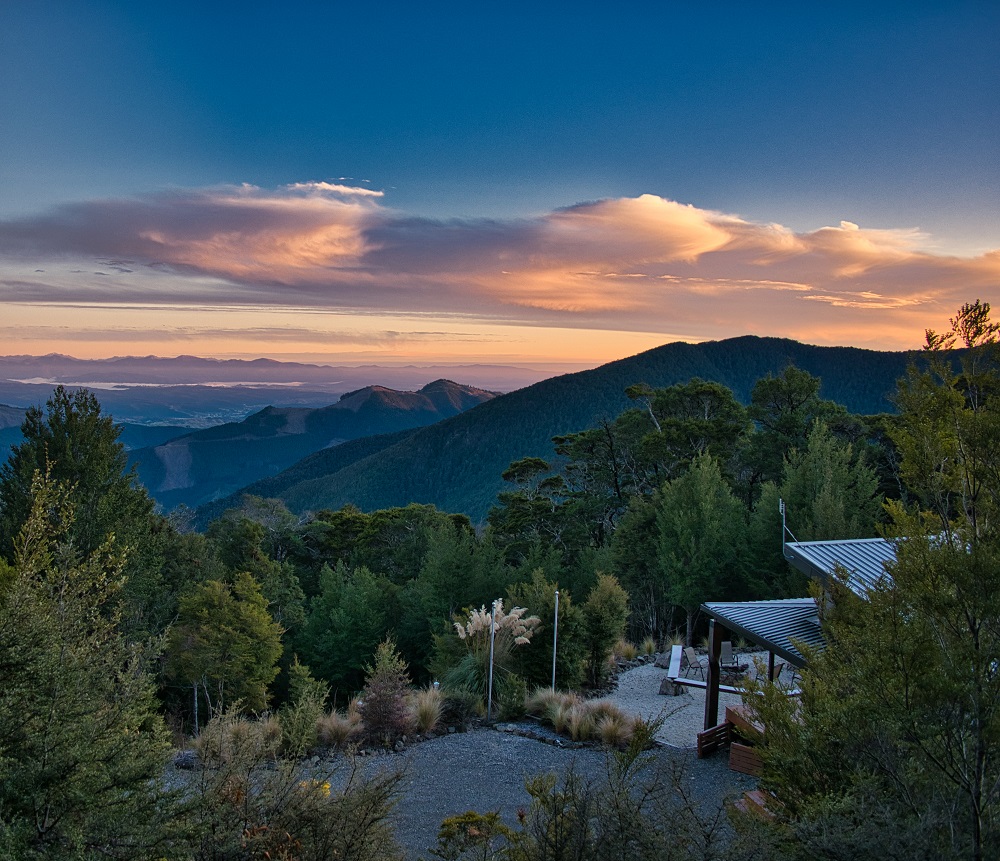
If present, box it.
[182,711,404,861]
[359,638,413,747]
[279,657,329,757]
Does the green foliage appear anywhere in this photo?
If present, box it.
[0,474,173,859]
[430,811,514,861]
[279,657,329,757]
[743,365,853,498]
[507,569,586,690]
[742,302,1000,861]
[0,386,165,633]
[297,562,398,695]
[580,574,629,686]
[656,455,747,643]
[780,420,882,541]
[610,495,667,640]
[165,572,283,721]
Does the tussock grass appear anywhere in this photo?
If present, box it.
[641,636,657,656]
[411,686,443,734]
[567,705,596,742]
[316,709,360,749]
[525,689,643,748]
[597,711,632,748]
[194,712,281,766]
[615,639,639,661]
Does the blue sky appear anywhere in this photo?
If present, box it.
[0,2,998,364]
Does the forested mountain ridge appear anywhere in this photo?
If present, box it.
[132,379,495,510]
[219,335,918,522]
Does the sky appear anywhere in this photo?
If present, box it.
[1,1,998,368]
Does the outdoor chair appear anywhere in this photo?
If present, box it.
[682,646,706,680]
[720,640,740,671]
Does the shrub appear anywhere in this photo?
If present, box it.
[183,712,404,861]
[581,575,629,686]
[440,687,480,730]
[497,672,528,721]
[279,657,329,757]
[359,638,413,747]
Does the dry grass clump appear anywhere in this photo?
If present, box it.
[316,708,361,749]
[193,712,282,766]
[641,636,657,656]
[566,704,596,742]
[410,686,444,734]
[614,639,639,661]
[525,687,563,717]
[596,711,633,748]
[525,690,643,748]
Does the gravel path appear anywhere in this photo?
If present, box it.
[356,659,762,859]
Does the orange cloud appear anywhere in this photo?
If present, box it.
[1,186,998,353]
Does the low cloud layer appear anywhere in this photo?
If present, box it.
[1,183,997,351]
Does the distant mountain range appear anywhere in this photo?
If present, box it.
[0,404,195,456]
[130,380,496,510]
[0,354,557,426]
[197,335,920,524]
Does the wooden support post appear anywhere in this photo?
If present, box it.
[704,618,724,730]
[768,651,776,681]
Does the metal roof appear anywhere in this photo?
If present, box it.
[784,537,896,597]
[701,598,822,668]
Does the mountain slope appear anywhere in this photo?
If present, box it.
[240,336,917,523]
[132,380,495,510]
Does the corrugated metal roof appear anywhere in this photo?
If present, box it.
[784,537,896,597]
[702,598,822,667]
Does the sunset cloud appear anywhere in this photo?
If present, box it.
[0,186,997,355]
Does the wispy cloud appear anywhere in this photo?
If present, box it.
[0,185,997,350]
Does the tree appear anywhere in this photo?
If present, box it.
[165,572,283,723]
[0,386,164,632]
[507,568,586,689]
[626,378,749,480]
[296,562,398,695]
[779,420,882,541]
[745,302,1000,861]
[656,454,747,644]
[580,574,629,686]
[0,474,172,858]
[743,366,849,492]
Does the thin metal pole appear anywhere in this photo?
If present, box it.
[551,590,560,691]
[486,599,497,722]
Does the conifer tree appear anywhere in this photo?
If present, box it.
[0,474,172,858]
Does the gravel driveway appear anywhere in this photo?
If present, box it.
[360,660,760,859]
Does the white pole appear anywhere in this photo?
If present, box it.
[486,599,497,722]
[551,590,560,691]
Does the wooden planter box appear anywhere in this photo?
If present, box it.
[729,741,763,776]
